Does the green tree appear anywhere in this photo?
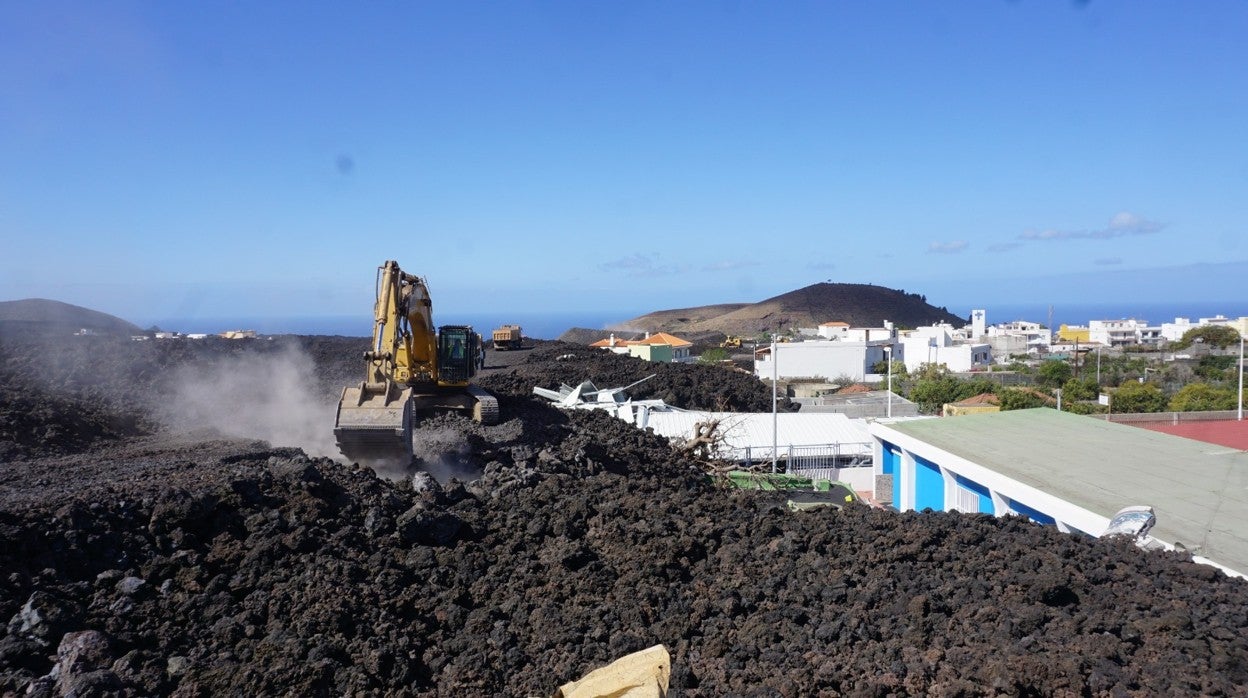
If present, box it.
[999,388,1048,411]
[957,376,994,396]
[871,359,908,377]
[698,347,730,364]
[909,376,965,414]
[1171,324,1242,350]
[1110,381,1168,413]
[1037,360,1072,388]
[1169,383,1237,412]
[1061,378,1099,402]
[912,363,951,381]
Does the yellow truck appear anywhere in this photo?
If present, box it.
[492,324,523,350]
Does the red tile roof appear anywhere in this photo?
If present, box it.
[633,332,692,347]
[836,384,873,394]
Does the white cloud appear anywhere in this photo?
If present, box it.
[1019,212,1164,241]
[702,260,761,272]
[599,253,685,278]
[1107,212,1163,234]
[928,240,969,254]
[1020,229,1067,240]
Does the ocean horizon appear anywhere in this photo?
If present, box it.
[141,301,1248,340]
[139,310,651,341]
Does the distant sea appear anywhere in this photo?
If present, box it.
[143,311,649,340]
[144,302,1247,339]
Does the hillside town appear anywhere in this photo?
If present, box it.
[571,307,1248,580]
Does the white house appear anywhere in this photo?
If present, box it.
[754,340,899,383]
[897,325,991,373]
[816,321,851,340]
[589,332,694,363]
[844,323,895,343]
[1160,315,1239,342]
[1089,319,1161,347]
[986,320,1052,356]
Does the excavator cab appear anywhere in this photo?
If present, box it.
[437,325,478,383]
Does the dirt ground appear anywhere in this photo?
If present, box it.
[2,334,1247,696]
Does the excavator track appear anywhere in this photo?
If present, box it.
[468,384,500,425]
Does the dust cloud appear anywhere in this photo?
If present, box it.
[162,345,341,458]
[340,423,483,485]
[411,424,482,484]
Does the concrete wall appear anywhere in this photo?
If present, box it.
[868,422,1110,538]
[629,344,673,363]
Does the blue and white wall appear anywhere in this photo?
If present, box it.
[869,422,1106,537]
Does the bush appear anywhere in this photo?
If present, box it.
[999,388,1048,411]
[1109,381,1168,413]
[1169,383,1237,412]
[1061,378,1099,402]
[1037,360,1072,388]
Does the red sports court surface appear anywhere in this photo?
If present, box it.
[1131,419,1248,451]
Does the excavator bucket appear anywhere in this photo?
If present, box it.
[334,383,413,464]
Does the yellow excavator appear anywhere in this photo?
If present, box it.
[334,260,499,464]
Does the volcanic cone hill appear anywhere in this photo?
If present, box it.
[2,333,1247,696]
[588,282,965,339]
[0,299,142,338]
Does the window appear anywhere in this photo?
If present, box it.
[953,484,979,513]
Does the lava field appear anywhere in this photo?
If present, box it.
[2,335,1246,696]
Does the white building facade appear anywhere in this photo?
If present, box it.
[1089,319,1162,347]
[753,340,899,383]
[1159,315,1240,342]
[986,320,1052,356]
[897,325,992,373]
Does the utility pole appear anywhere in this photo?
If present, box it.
[885,345,893,418]
[771,336,778,473]
[1238,333,1244,421]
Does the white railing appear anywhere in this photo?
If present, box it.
[735,442,873,472]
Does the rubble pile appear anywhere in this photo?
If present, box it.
[2,336,1246,695]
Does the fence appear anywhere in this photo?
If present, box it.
[950,371,1034,387]
[1101,410,1241,424]
[736,442,873,475]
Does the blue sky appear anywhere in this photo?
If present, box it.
[2,2,1246,326]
